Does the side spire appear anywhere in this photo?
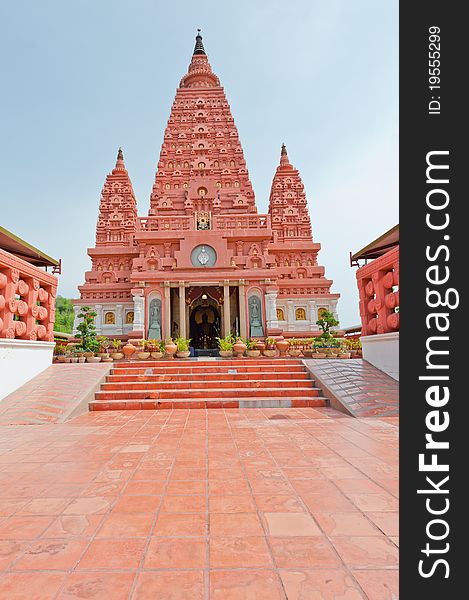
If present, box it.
[193,29,206,55]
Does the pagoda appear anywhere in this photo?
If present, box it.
[74,32,340,349]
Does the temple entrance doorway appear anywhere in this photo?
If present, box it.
[189,300,221,350]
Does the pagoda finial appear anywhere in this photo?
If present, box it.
[193,29,206,55]
[280,143,290,166]
[114,146,125,171]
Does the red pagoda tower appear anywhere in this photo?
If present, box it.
[74,32,340,349]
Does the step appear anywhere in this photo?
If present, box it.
[106,372,311,383]
[101,379,313,391]
[89,396,328,411]
[112,358,301,369]
[94,386,321,401]
[111,365,307,376]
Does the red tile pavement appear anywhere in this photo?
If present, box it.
[0,407,398,599]
[303,359,399,418]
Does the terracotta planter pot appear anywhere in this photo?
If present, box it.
[247,350,261,358]
[97,352,109,359]
[102,356,114,362]
[122,343,136,359]
[86,356,102,363]
[312,352,327,359]
[70,357,78,363]
[233,341,246,357]
[338,352,351,359]
[165,341,177,357]
[78,357,86,363]
[219,350,233,358]
[176,351,191,358]
[254,342,265,352]
[110,352,124,360]
[83,351,94,358]
[302,349,314,358]
[151,351,164,359]
[288,349,302,358]
[275,340,289,357]
[137,352,150,360]
[331,347,341,356]
[57,356,66,363]
[263,349,276,358]
[64,357,72,363]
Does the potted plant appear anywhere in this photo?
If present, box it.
[55,344,67,363]
[77,347,86,363]
[70,347,79,363]
[216,334,234,358]
[233,337,247,358]
[164,338,178,358]
[175,336,191,358]
[86,338,102,362]
[338,339,351,359]
[263,337,277,358]
[96,336,110,359]
[110,339,124,360]
[148,339,164,359]
[312,339,327,359]
[137,339,151,360]
[275,336,289,358]
[288,338,302,358]
[302,338,315,358]
[245,338,261,358]
[75,306,98,358]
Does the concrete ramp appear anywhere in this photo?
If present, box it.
[303,358,399,418]
[0,363,111,425]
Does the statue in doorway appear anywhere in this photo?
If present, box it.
[147,298,162,340]
[249,295,264,337]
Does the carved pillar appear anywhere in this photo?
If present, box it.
[178,282,186,338]
[131,290,144,332]
[308,300,317,330]
[95,304,103,334]
[330,299,339,324]
[287,300,294,331]
[163,282,171,340]
[265,291,278,329]
[116,304,123,334]
[238,281,247,338]
[223,281,230,337]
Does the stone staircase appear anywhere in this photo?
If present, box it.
[89,358,327,411]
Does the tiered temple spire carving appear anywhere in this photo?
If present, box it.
[95,148,138,246]
[268,144,312,240]
[149,31,255,217]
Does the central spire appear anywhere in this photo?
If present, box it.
[193,29,206,55]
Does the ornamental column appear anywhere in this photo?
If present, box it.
[223,281,231,337]
[163,282,171,340]
[95,304,103,334]
[116,304,123,334]
[287,300,294,331]
[131,290,144,333]
[178,282,187,338]
[307,300,317,330]
[265,291,279,329]
[238,280,247,338]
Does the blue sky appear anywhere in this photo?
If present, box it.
[0,0,398,328]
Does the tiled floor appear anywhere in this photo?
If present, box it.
[304,359,399,417]
[0,407,398,599]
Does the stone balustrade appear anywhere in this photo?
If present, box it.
[138,216,193,231]
[138,214,271,233]
[0,248,57,342]
[356,246,399,336]
[213,214,270,230]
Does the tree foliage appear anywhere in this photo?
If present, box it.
[54,296,74,333]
